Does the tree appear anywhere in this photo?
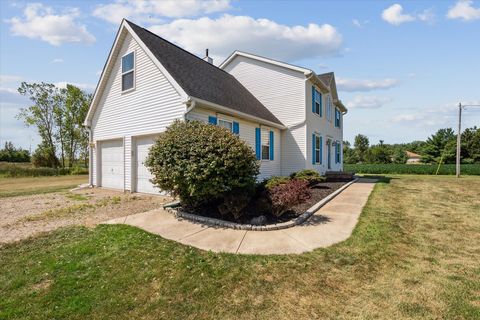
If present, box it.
[343,140,358,164]
[461,126,480,164]
[0,141,30,162]
[16,82,91,168]
[392,149,408,164]
[421,128,456,164]
[354,134,369,163]
[366,140,392,164]
[17,82,60,167]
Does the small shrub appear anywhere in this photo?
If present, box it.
[145,120,259,209]
[290,169,325,186]
[264,176,290,190]
[269,179,311,217]
[217,190,251,220]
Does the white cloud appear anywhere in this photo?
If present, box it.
[93,0,232,25]
[148,15,343,63]
[0,75,22,86]
[352,19,369,28]
[447,0,480,21]
[381,4,434,25]
[346,95,392,109]
[55,82,96,91]
[7,3,95,46]
[51,58,64,63]
[336,78,399,92]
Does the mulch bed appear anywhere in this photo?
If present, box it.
[181,181,349,226]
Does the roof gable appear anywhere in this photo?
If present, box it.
[126,21,282,126]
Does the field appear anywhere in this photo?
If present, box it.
[1,175,479,319]
[0,175,88,198]
[345,163,480,175]
[0,162,88,178]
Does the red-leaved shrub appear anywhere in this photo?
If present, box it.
[268,179,311,217]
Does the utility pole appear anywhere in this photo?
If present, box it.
[456,103,480,178]
[456,103,462,178]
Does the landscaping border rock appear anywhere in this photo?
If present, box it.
[164,178,359,231]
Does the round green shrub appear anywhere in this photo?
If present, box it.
[145,120,259,208]
[290,169,325,185]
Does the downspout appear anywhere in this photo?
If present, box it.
[85,121,93,187]
[183,99,196,119]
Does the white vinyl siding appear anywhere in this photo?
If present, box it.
[186,107,281,180]
[222,56,305,127]
[91,32,185,189]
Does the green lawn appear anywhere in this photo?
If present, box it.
[1,175,479,319]
[0,175,87,198]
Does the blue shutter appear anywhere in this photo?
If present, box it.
[269,131,274,160]
[208,116,217,125]
[233,121,239,135]
[312,134,316,164]
[255,128,261,160]
[311,86,315,113]
[320,136,323,164]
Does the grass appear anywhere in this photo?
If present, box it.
[0,162,89,178]
[1,175,479,319]
[345,163,480,175]
[0,175,88,198]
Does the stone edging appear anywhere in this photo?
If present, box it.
[165,178,359,231]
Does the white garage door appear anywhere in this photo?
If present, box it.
[100,139,124,189]
[135,135,160,194]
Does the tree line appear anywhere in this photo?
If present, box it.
[344,127,480,165]
[15,82,92,168]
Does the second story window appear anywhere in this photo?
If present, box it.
[335,108,341,128]
[326,96,332,121]
[312,86,322,117]
[122,52,135,92]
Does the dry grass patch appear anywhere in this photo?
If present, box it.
[0,175,87,198]
[0,175,479,319]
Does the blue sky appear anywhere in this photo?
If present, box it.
[1,0,479,150]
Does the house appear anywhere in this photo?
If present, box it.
[406,151,422,164]
[84,20,347,194]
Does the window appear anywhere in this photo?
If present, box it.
[326,96,332,122]
[335,108,341,128]
[218,119,232,132]
[335,141,341,163]
[122,52,135,91]
[314,89,322,116]
[315,135,321,164]
[261,134,270,160]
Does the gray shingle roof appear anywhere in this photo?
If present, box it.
[126,20,283,126]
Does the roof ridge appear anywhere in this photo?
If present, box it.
[125,19,235,78]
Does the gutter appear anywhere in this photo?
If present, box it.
[189,96,286,129]
[183,98,195,119]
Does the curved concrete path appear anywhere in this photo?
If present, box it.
[104,178,376,255]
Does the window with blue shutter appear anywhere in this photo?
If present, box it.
[312,134,322,164]
[335,141,341,163]
[255,128,261,160]
[208,116,217,125]
[233,121,239,135]
[269,131,274,160]
[335,109,341,128]
[320,136,323,164]
[312,87,322,116]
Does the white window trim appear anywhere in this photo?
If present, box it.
[121,50,136,93]
[261,128,271,162]
[218,118,233,132]
[314,134,321,164]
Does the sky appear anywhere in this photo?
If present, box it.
[1,0,479,151]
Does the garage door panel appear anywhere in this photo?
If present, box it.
[100,139,124,189]
[135,136,160,194]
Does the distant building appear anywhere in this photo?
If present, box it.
[406,151,422,164]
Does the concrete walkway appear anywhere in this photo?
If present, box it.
[104,178,376,255]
